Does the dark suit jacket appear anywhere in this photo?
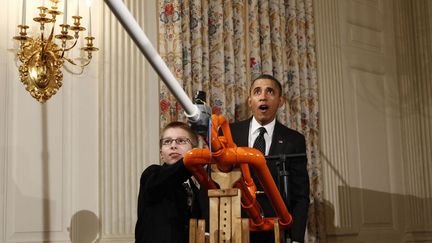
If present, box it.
[135,161,200,243]
[230,118,310,242]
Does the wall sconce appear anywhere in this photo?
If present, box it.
[13,0,98,103]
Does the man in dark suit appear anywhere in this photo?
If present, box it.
[230,74,310,243]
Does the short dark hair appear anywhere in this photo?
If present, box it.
[160,121,198,147]
[249,74,283,96]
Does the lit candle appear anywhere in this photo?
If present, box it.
[22,0,26,24]
[63,0,67,24]
[76,0,79,16]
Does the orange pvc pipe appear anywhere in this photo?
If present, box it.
[183,114,293,231]
[218,147,293,228]
[209,114,236,152]
[212,114,236,148]
[184,147,293,230]
[183,149,218,190]
[233,179,263,225]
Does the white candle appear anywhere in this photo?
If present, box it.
[88,6,91,36]
[42,0,45,6]
[76,0,79,16]
[63,0,67,24]
[22,0,26,24]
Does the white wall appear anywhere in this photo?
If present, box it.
[315,0,432,242]
[0,0,159,242]
[0,0,99,241]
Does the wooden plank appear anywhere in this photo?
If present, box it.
[211,169,242,189]
[208,188,239,197]
[189,218,197,243]
[274,220,280,243]
[241,218,250,243]
[232,216,242,243]
[209,197,219,243]
[196,219,206,243]
[232,189,242,243]
[219,196,232,242]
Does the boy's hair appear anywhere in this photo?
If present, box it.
[161,121,199,147]
[249,74,283,96]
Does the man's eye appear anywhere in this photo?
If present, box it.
[177,138,187,144]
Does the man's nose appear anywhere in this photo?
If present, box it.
[259,92,267,100]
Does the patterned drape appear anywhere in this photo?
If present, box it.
[158,0,323,241]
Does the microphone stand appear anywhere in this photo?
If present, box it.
[265,153,306,243]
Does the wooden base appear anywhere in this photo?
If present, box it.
[190,167,283,243]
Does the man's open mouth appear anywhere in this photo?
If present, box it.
[259,105,269,111]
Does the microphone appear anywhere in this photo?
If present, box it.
[189,91,211,136]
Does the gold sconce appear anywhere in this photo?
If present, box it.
[13,0,98,103]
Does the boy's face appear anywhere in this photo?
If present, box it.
[248,78,283,126]
[160,127,193,164]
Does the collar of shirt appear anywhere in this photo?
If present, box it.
[248,117,276,155]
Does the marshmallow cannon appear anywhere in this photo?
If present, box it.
[103,1,292,242]
[184,115,292,243]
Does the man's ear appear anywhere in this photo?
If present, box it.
[278,96,285,108]
[247,96,252,108]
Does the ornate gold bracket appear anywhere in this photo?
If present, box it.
[13,0,98,103]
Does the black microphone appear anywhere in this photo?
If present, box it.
[189,91,211,136]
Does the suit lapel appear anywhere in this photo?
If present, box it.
[234,118,251,147]
[269,121,286,155]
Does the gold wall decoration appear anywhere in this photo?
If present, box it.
[13,0,98,103]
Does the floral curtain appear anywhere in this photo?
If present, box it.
[159,0,249,124]
[158,0,323,241]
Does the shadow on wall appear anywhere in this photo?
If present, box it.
[313,153,432,242]
[69,210,100,243]
[314,187,432,242]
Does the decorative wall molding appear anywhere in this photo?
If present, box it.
[0,1,10,242]
[99,1,159,241]
[314,0,355,235]
[394,0,432,236]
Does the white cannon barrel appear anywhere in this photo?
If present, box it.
[103,0,200,121]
